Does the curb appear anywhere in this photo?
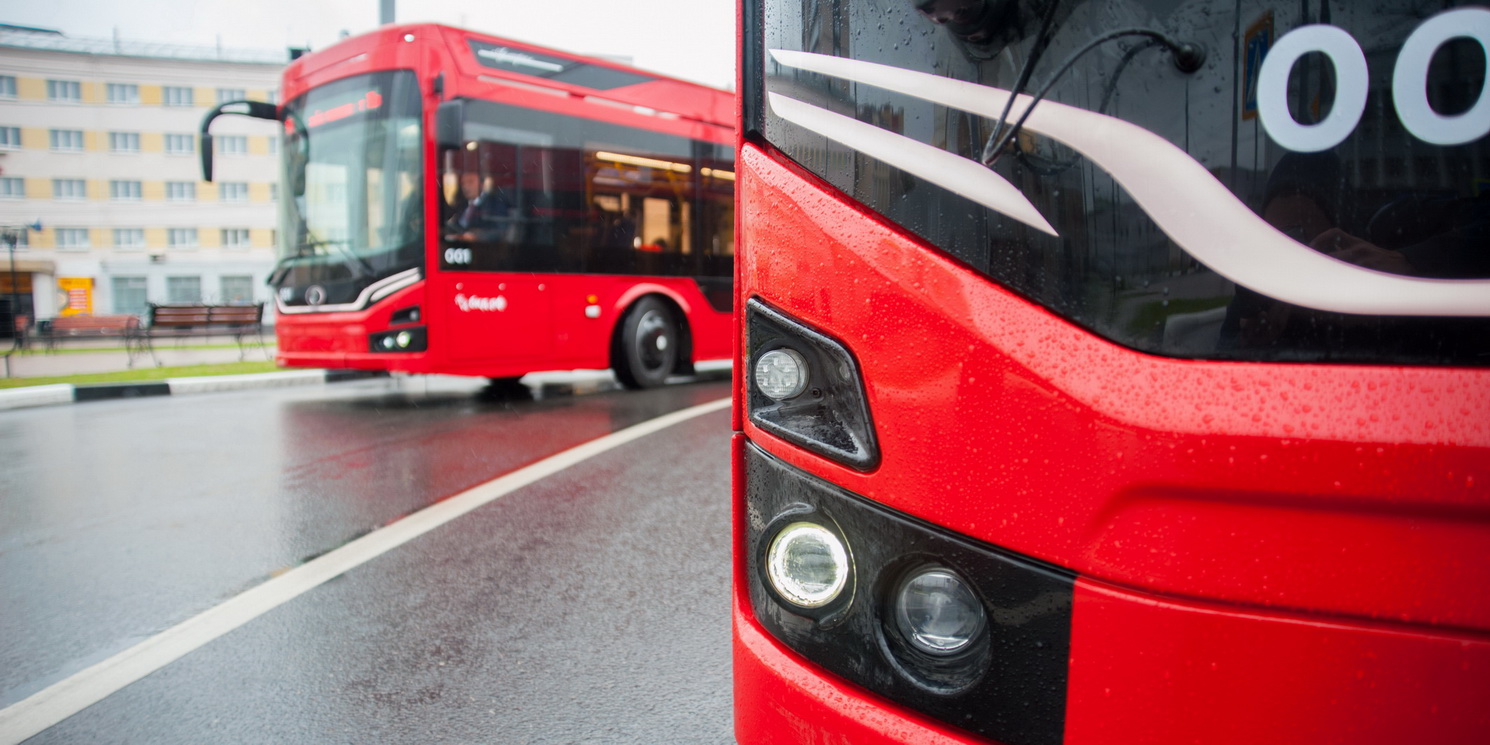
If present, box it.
[0,370,387,411]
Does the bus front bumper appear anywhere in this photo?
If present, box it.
[734,575,1490,745]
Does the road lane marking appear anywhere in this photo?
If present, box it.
[0,396,731,745]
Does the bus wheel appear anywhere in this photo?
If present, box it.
[615,297,679,389]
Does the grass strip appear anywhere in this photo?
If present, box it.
[0,361,283,389]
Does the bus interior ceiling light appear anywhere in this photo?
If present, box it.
[767,522,851,608]
[893,568,988,656]
[594,151,692,173]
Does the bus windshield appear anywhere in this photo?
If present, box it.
[277,70,423,307]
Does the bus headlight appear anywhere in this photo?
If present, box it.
[766,521,850,608]
[894,567,987,655]
[368,326,427,353]
[754,348,809,400]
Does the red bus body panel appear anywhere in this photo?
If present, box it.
[273,24,733,378]
[732,144,1490,743]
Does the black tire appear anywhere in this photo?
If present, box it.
[614,297,679,389]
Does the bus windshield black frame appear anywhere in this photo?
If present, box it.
[276,70,424,310]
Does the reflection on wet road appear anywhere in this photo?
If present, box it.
[0,374,733,743]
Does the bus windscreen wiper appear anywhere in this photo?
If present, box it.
[982,26,1206,168]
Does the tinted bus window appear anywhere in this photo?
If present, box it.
[441,100,735,279]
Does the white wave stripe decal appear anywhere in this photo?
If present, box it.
[766,93,1057,237]
[770,49,1490,317]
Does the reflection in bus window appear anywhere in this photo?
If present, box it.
[439,101,734,278]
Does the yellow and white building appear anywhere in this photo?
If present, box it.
[0,25,284,326]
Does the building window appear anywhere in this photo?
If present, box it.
[167,228,198,249]
[220,228,252,248]
[112,276,148,316]
[47,79,81,102]
[269,183,278,201]
[219,182,249,202]
[55,228,91,249]
[217,135,248,155]
[216,88,246,103]
[0,126,19,149]
[109,131,140,153]
[164,133,194,155]
[106,83,139,104]
[162,86,194,106]
[0,177,24,199]
[221,275,254,304]
[109,180,142,201]
[268,137,279,155]
[165,182,196,201]
[5,228,29,248]
[167,276,202,303]
[49,129,84,152]
[113,228,145,249]
[0,76,16,99]
[52,179,87,200]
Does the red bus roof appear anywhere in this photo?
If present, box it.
[282,23,733,129]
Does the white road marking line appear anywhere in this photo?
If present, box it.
[0,396,731,745]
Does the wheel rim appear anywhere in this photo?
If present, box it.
[636,310,671,372]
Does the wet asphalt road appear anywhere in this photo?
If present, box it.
[0,373,735,743]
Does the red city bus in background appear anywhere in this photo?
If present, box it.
[204,24,734,388]
[734,1,1490,743]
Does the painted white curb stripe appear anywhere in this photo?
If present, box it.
[0,396,731,744]
[167,370,326,395]
[0,384,74,411]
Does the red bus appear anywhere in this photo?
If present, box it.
[203,24,734,388]
[734,2,1490,744]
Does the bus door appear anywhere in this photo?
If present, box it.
[439,137,554,363]
[435,267,553,364]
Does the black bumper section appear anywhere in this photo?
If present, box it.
[744,443,1074,745]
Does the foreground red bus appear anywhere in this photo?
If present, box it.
[205,24,734,387]
[734,1,1490,743]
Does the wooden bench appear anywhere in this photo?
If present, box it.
[36,314,148,366]
[39,314,143,346]
[145,303,267,362]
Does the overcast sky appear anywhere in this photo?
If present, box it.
[2,0,737,89]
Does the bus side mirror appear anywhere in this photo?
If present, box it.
[200,99,280,182]
[436,99,465,149]
[201,134,214,183]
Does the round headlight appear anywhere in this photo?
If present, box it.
[766,521,850,608]
[894,568,987,655]
[380,335,396,350]
[395,330,413,348]
[754,348,809,400]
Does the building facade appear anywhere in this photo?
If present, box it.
[0,26,285,330]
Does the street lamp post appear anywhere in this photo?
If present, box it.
[1,222,38,379]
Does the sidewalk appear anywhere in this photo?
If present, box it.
[1,336,274,379]
[0,337,385,411]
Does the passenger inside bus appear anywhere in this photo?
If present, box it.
[445,172,513,244]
